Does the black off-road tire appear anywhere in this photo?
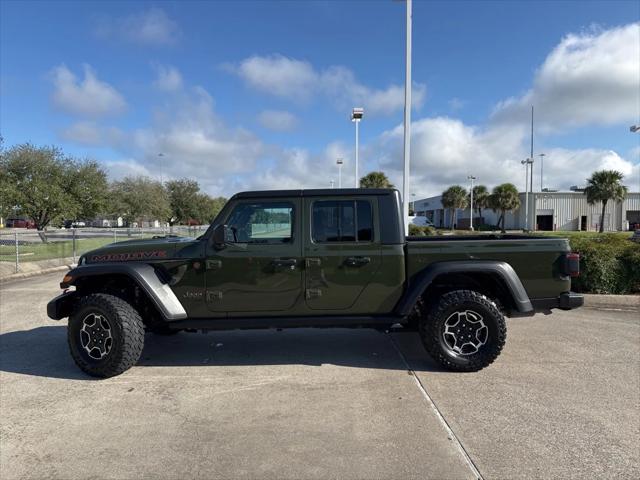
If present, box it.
[68,293,145,378]
[419,290,506,372]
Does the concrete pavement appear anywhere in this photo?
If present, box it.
[1,272,638,479]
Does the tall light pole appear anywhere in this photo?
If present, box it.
[521,158,534,230]
[351,108,364,187]
[329,179,335,189]
[402,0,413,232]
[539,153,545,191]
[336,157,343,188]
[467,175,476,231]
[632,125,639,192]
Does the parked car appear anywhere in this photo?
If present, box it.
[6,217,35,229]
[48,188,583,378]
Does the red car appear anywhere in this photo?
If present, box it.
[6,218,35,229]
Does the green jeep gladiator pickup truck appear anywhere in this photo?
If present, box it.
[47,188,583,377]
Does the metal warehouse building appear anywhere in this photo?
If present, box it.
[414,190,640,232]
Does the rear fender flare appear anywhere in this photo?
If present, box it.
[63,263,187,321]
[394,261,532,316]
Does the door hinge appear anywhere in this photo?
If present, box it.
[206,291,223,301]
[306,288,322,299]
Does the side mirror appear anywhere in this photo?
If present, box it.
[212,224,227,249]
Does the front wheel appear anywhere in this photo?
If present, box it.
[68,293,145,378]
[419,290,506,372]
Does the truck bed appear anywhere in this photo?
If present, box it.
[405,235,571,300]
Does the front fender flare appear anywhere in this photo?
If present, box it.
[62,263,187,321]
[394,261,533,316]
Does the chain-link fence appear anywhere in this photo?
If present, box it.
[0,225,209,274]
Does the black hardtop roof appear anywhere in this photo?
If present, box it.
[232,188,400,199]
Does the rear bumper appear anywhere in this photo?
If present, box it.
[47,291,78,320]
[531,291,584,313]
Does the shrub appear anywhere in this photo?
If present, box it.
[408,224,436,236]
[567,234,640,294]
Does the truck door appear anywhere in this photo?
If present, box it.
[205,199,303,313]
[304,197,382,311]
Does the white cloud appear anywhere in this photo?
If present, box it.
[124,86,267,192]
[103,159,154,180]
[51,64,126,117]
[257,110,297,131]
[373,117,636,198]
[227,54,426,115]
[153,65,183,91]
[228,55,317,102]
[61,121,125,146]
[96,8,180,46]
[492,22,640,130]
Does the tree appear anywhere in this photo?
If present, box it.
[488,183,520,233]
[584,170,628,233]
[193,194,227,224]
[67,160,109,222]
[468,185,490,221]
[0,143,107,230]
[111,176,170,226]
[165,179,200,226]
[359,171,394,188]
[441,185,468,230]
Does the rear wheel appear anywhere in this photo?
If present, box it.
[68,293,145,378]
[419,290,506,372]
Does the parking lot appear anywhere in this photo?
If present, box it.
[1,272,638,479]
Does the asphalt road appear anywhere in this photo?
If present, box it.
[1,272,638,479]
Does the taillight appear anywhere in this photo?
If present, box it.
[563,253,580,277]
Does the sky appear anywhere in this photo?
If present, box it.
[1,0,639,199]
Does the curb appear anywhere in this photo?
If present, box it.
[0,264,74,283]
[583,293,640,310]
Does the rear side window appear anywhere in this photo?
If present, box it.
[312,200,373,243]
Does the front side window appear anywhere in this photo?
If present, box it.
[312,200,373,243]
[226,202,293,244]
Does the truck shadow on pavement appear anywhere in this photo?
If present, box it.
[0,326,445,380]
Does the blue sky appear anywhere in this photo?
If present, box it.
[1,0,639,198]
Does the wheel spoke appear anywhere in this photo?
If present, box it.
[79,312,112,360]
[443,310,488,356]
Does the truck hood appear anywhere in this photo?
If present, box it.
[81,235,200,264]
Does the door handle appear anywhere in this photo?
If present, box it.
[344,256,371,267]
[271,258,297,270]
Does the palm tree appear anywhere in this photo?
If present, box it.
[359,171,394,188]
[584,170,628,233]
[488,183,520,233]
[468,185,489,222]
[441,185,468,230]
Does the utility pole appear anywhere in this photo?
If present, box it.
[539,153,545,191]
[402,0,413,233]
[336,158,343,188]
[468,175,476,231]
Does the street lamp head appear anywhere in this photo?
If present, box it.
[336,157,343,165]
[351,107,364,121]
[631,125,640,133]
[467,175,476,180]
